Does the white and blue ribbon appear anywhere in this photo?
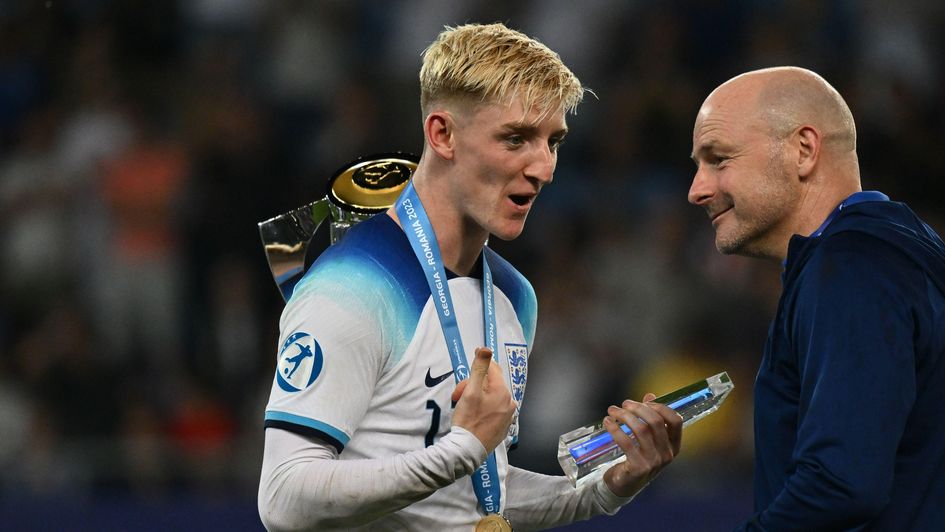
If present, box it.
[395,181,503,515]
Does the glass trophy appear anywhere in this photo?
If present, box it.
[558,372,734,487]
[258,153,418,301]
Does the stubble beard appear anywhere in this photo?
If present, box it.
[715,151,795,259]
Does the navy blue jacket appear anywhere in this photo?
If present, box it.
[738,195,945,531]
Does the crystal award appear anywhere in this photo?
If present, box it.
[558,372,734,487]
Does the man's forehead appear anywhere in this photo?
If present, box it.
[702,77,761,116]
[694,88,764,139]
[692,108,770,160]
[506,112,567,130]
[693,102,715,132]
[693,103,730,143]
[493,99,568,131]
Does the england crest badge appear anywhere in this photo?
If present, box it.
[505,343,528,442]
[505,343,528,405]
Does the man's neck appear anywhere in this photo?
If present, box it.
[768,184,861,261]
[794,185,861,238]
[387,175,486,276]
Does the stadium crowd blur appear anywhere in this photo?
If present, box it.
[1,1,943,529]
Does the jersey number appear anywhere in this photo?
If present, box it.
[425,400,441,447]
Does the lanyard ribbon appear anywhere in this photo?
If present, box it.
[395,181,502,515]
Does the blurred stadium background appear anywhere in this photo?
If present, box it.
[1,1,943,530]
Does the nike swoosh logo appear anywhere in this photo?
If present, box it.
[425,368,454,387]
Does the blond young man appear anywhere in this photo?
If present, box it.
[259,23,682,530]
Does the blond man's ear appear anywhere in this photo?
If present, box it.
[423,110,456,161]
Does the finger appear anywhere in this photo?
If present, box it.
[604,406,642,455]
[646,402,684,456]
[616,402,670,457]
[467,347,493,387]
[621,400,667,432]
[642,392,657,402]
[451,379,468,403]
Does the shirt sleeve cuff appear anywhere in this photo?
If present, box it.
[442,426,489,477]
[593,472,637,515]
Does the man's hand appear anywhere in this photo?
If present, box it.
[602,393,683,498]
[450,347,516,453]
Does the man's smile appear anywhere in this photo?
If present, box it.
[709,205,733,225]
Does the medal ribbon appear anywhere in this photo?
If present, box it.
[395,181,503,515]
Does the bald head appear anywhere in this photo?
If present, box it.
[710,67,856,153]
[690,67,862,261]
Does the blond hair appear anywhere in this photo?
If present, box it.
[420,23,585,119]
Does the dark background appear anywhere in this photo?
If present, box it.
[1,1,943,530]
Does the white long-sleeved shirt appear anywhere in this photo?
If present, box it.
[259,427,632,531]
[260,215,632,530]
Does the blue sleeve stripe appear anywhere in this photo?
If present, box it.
[264,411,350,448]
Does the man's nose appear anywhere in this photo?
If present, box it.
[688,165,715,206]
[526,145,555,185]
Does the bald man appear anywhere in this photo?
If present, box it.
[690,67,945,531]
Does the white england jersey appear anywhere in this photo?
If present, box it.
[264,213,536,529]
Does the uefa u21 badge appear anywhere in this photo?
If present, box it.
[258,153,419,302]
[277,331,324,392]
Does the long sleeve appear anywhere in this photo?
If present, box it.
[503,466,634,530]
[739,233,919,531]
[258,426,487,530]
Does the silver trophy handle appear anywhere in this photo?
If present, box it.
[257,153,419,302]
[258,198,331,302]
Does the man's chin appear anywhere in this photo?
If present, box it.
[492,224,526,241]
[716,233,747,256]
[717,236,775,260]
[492,230,524,241]
[716,242,741,255]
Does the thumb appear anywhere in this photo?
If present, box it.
[452,349,491,402]
[642,392,657,402]
[469,347,493,384]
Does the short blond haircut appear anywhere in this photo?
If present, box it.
[420,23,585,119]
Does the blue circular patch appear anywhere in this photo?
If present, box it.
[276,332,323,392]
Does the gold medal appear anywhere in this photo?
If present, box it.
[474,514,513,532]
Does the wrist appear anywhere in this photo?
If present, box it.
[603,465,647,499]
[597,469,638,513]
[444,426,488,475]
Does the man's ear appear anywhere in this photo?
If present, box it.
[795,125,821,180]
[424,111,456,160]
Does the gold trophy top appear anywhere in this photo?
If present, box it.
[327,154,419,214]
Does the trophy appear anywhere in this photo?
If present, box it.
[258,153,419,301]
[558,372,734,486]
